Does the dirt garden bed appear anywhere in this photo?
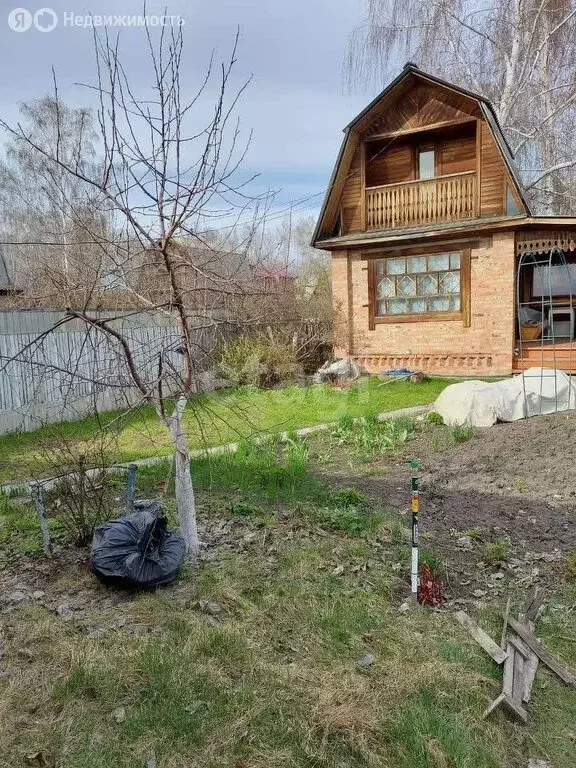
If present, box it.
[319,411,576,604]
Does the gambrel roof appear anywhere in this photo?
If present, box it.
[312,63,530,245]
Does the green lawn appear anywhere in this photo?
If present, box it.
[0,377,454,484]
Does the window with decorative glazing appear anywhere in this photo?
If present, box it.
[374,251,462,316]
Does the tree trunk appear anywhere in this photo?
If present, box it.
[166,395,199,555]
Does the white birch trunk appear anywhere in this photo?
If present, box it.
[166,395,199,555]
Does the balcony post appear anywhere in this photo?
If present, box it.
[360,140,367,231]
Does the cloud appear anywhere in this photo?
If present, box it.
[0,0,370,211]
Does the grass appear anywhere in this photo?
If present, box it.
[480,537,511,566]
[451,424,474,443]
[565,553,576,581]
[0,377,455,485]
[1,439,576,766]
[330,413,415,461]
[0,492,65,568]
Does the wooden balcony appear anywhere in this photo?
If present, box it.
[366,171,477,230]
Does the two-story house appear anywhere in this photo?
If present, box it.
[313,63,576,376]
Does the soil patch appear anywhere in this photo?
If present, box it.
[320,412,576,603]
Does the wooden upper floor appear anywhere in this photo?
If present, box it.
[313,65,528,246]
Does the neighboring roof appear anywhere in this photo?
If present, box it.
[312,63,531,246]
[251,264,292,281]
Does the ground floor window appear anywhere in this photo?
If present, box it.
[367,245,471,326]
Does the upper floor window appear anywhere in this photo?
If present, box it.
[370,248,470,324]
[418,148,435,180]
[506,185,522,216]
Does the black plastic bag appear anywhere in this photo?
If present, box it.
[91,500,186,588]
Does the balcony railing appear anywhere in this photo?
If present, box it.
[366,171,476,230]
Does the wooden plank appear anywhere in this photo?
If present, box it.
[515,592,541,704]
[366,116,477,141]
[455,611,508,664]
[501,597,511,650]
[508,631,537,702]
[360,240,480,259]
[511,640,526,702]
[522,649,539,704]
[503,642,515,695]
[502,693,529,723]
[360,141,366,232]
[506,616,576,688]
[361,80,480,137]
[484,690,529,724]
[480,121,505,216]
[509,634,529,659]
[483,691,506,719]
[491,643,529,723]
[523,587,544,624]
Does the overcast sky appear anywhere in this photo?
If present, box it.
[0,0,381,224]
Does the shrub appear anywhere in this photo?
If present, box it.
[481,538,510,565]
[333,487,366,507]
[313,505,382,536]
[230,500,262,517]
[45,468,114,546]
[565,553,576,581]
[426,411,444,425]
[216,338,301,387]
[451,424,474,443]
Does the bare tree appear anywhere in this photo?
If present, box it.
[0,96,114,304]
[232,214,338,372]
[0,24,270,555]
[346,0,576,213]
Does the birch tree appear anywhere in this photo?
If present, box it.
[0,25,267,555]
[346,0,576,213]
[0,97,112,303]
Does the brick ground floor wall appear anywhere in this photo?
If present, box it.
[332,231,516,377]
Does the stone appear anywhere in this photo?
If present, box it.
[357,653,376,668]
[56,603,73,618]
[197,600,222,616]
[112,707,126,724]
[456,536,474,550]
[32,591,45,600]
[7,591,28,604]
[87,628,106,639]
[399,601,411,613]
[313,358,361,384]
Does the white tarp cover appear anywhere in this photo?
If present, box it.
[434,368,576,427]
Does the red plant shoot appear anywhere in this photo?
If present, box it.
[417,563,443,607]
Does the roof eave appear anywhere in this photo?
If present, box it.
[315,215,533,250]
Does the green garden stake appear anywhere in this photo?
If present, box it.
[410,459,421,598]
